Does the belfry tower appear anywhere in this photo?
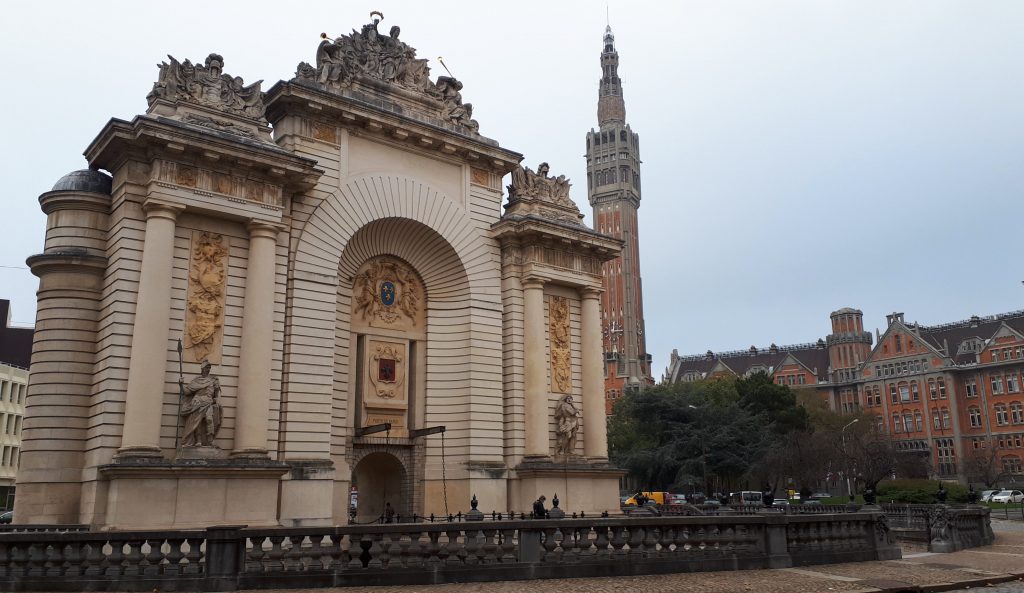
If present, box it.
[586,25,652,413]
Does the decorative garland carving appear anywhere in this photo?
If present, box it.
[549,295,572,394]
[185,232,228,363]
[353,257,422,327]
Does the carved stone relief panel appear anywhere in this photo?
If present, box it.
[549,295,572,394]
[351,256,425,334]
[470,167,500,190]
[184,231,229,363]
[155,160,284,207]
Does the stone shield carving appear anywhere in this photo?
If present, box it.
[368,342,406,401]
[549,295,572,394]
[353,257,423,329]
[184,232,228,363]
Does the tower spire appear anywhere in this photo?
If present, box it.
[598,23,625,125]
[585,26,652,412]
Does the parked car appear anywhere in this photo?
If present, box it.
[772,499,790,507]
[666,494,687,505]
[990,490,1024,503]
[0,511,12,524]
[809,492,832,500]
[802,499,823,506]
[980,490,1000,502]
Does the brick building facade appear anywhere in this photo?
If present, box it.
[666,307,1024,485]
[586,26,653,414]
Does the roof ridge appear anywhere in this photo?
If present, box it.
[918,309,1024,333]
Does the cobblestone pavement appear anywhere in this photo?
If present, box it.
[244,526,1024,593]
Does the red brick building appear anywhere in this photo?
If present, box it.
[666,307,1024,484]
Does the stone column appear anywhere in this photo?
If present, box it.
[118,200,183,457]
[522,276,549,458]
[232,222,280,458]
[580,287,608,459]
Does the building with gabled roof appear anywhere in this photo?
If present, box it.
[666,307,1024,484]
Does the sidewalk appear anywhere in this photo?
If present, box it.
[262,519,1024,593]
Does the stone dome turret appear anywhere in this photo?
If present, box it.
[51,169,112,194]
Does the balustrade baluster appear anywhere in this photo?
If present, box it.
[610,525,627,558]
[462,527,480,565]
[83,542,103,577]
[377,532,393,569]
[282,535,305,571]
[242,536,264,573]
[592,525,610,558]
[102,541,125,577]
[122,539,144,576]
[183,537,204,575]
[541,527,559,562]
[642,525,658,558]
[393,532,413,568]
[140,539,160,576]
[499,529,516,563]
[266,535,287,571]
[305,534,326,570]
[434,531,450,566]
[481,528,498,564]
[444,528,464,565]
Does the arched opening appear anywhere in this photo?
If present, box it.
[352,452,407,523]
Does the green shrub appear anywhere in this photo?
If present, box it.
[876,479,967,504]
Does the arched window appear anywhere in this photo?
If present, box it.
[928,379,937,399]
[914,411,923,432]
[903,413,914,433]
[969,406,982,428]
[892,413,902,433]
[898,382,910,402]
[911,382,919,401]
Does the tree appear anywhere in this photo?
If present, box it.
[963,439,1003,488]
[736,372,810,434]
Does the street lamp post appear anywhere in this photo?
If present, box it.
[841,418,860,497]
[689,405,709,496]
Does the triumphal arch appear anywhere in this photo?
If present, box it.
[16,15,624,529]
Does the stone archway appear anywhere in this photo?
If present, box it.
[351,451,409,522]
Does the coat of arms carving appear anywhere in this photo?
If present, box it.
[368,342,406,401]
[353,257,422,327]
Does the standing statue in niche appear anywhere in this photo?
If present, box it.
[554,394,581,456]
[179,360,223,448]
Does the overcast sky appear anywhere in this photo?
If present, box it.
[1,1,1022,376]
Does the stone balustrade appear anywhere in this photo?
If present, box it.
[0,512,900,591]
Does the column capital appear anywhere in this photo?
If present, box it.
[142,198,184,221]
[580,286,603,300]
[246,220,286,239]
[522,275,546,290]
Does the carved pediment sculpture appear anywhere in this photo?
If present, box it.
[505,162,584,225]
[293,12,480,132]
[147,53,266,122]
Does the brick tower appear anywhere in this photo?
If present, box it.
[826,308,874,411]
[586,25,652,413]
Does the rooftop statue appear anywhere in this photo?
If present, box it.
[509,162,574,208]
[147,53,266,122]
[294,12,479,132]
